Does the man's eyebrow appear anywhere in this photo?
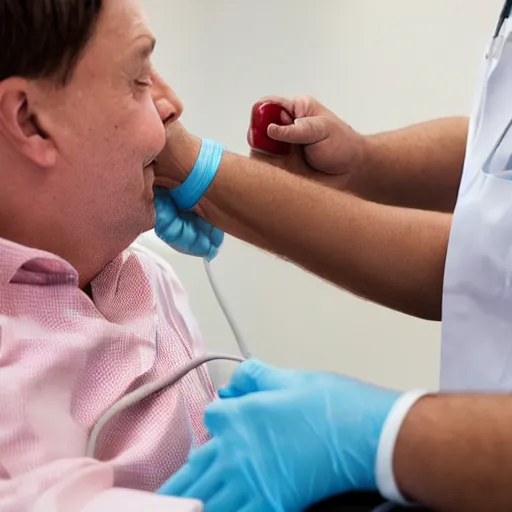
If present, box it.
[134,35,156,58]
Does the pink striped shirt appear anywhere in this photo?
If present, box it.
[0,237,215,511]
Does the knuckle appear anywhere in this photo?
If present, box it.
[294,94,321,117]
[298,94,315,103]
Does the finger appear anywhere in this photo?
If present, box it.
[185,217,214,255]
[170,213,213,254]
[209,226,224,247]
[195,216,217,238]
[237,498,269,512]
[260,94,324,119]
[280,109,294,125]
[203,399,234,436]
[205,240,222,262]
[293,94,322,118]
[181,468,225,504]
[217,385,246,399]
[237,504,259,512]
[154,189,178,219]
[157,441,218,497]
[170,214,197,249]
[154,204,182,243]
[193,218,224,258]
[203,486,248,512]
[221,359,294,397]
[257,95,295,115]
[267,117,327,145]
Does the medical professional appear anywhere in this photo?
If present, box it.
[152,1,512,510]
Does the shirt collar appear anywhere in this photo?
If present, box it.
[0,237,78,286]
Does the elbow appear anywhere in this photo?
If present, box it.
[376,283,443,321]
[405,289,443,322]
[417,306,442,322]
[358,289,443,322]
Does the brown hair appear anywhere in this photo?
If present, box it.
[0,0,103,84]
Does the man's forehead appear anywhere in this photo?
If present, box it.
[97,0,154,48]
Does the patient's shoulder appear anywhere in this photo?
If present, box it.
[127,241,185,296]
[127,241,207,351]
[126,241,197,321]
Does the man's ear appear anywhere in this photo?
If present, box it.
[0,78,57,168]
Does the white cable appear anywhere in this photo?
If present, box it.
[203,259,252,359]
[86,353,245,458]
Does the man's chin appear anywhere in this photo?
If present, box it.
[134,198,157,236]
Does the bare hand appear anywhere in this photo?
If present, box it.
[250,95,369,191]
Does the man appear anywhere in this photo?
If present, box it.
[154,2,512,509]
[0,0,216,510]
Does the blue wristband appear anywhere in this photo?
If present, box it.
[169,139,224,211]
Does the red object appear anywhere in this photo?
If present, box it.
[248,101,293,156]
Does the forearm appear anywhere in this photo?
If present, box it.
[394,394,512,511]
[355,117,469,212]
[198,152,450,320]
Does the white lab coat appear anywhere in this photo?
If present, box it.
[442,12,512,391]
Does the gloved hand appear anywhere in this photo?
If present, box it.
[158,359,402,512]
[249,94,369,191]
[154,188,224,261]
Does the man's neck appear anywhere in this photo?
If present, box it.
[0,223,127,290]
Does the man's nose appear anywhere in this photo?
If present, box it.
[152,72,183,125]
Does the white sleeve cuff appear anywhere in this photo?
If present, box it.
[376,389,430,506]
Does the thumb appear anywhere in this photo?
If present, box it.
[218,359,294,398]
[267,117,327,145]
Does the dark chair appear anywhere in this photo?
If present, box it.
[307,492,431,512]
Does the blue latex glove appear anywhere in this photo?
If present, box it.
[154,188,224,262]
[158,359,401,512]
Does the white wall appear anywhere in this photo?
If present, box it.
[139,0,502,390]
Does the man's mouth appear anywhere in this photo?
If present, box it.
[143,153,157,169]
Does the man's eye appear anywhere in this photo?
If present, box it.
[136,77,153,87]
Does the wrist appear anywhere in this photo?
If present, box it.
[167,139,224,212]
[343,134,380,196]
[362,133,383,175]
[193,151,231,220]
[376,389,430,506]
[171,131,202,183]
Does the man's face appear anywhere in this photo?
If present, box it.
[37,0,181,245]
